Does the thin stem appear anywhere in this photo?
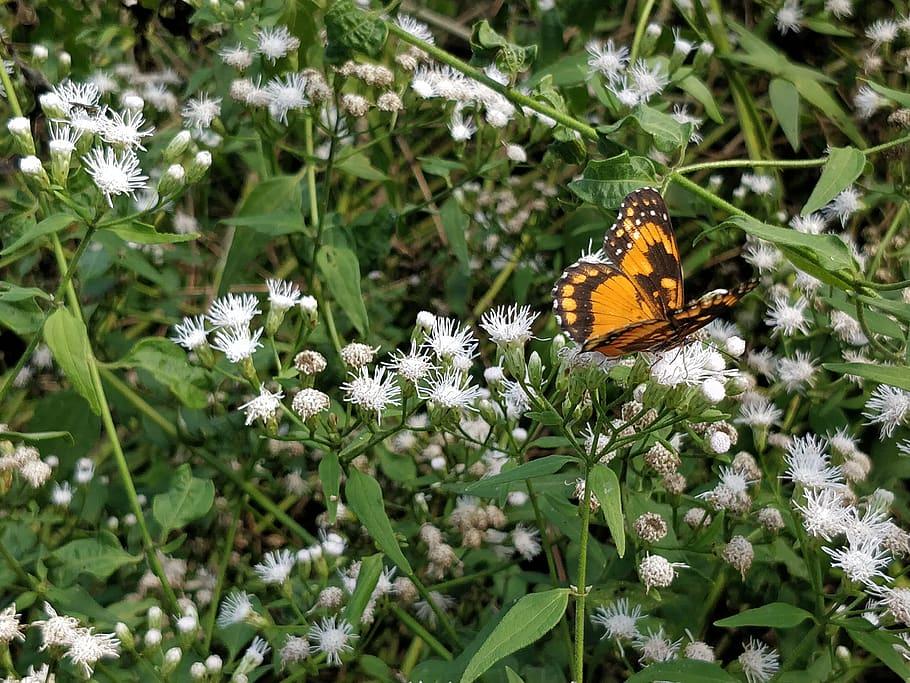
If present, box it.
[628,0,658,64]
[574,467,593,683]
[669,172,749,218]
[868,201,908,276]
[385,21,599,142]
[203,496,245,652]
[388,604,453,661]
[0,48,23,117]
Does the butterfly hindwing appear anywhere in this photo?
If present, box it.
[603,187,684,315]
[552,261,660,349]
[671,281,759,338]
[587,319,679,356]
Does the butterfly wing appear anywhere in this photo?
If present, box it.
[585,319,680,356]
[603,187,684,315]
[671,281,759,338]
[552,260,664,355]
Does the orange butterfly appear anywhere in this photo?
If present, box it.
[552,187,756,357]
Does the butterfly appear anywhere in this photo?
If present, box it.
[552,187,756,357]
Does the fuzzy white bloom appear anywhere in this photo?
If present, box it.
[181,93,221,129]
[211,326,264,363]
[782,434,843,489]
[51,481,74,507]
[866,19,899,46]
[417,368,481,410]
[776,0,803,34]
[638,553,687,592]
[254,549,295,585]
[292,388,330,421]
[743,241,781,273]
[741,173,775,195]
[736,395,782,428]
[777,350,817,392]
[340,366,401,418]
[64,628,120,677]
[591,598,642,641]
[628,59,668,103]
[0,604,24,643]
[585,39,629,81]
[100,109,154,150]
[825,0,853,17]
[823,534,892,585]
[448,110,477,141]
[256,26,301,62]
[82,147,148,206]
[280,635,311,666]
[414,591,456,628]
[219,44,254,70]
[480,304,538,347]
[396,14,435,44]
[739,638,780,683]
[308,616,357,667]
[217,592,255,628]
[424,317,478,363]
[854,86,888,119]
[511,523,542,560]
[172,315,208,350]
[265,73,311,124]
[208,293,261,329]
[824,187,863,226]
[764,295,810,337]
[635,627,682,663]
[238,386,284,426]
[863,384,910,437]
[267,278,301,310]
[649,342,733,387]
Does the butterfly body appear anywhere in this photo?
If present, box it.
[552,187,755,357]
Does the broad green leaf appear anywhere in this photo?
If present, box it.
[677,73,723,123]
[568,153,656,209]
[439,198,470,272]
[626,659,737,682]
[336,152,388,181]
[769,78,800,151]
[794,78,865,147]
[460,589,570,683]
[857,293,910,325]
[505,667,525,683]
[714,603,815,628]
[344,553,382,627]
[111,338,209,409]
[802,17,853,36]
[319,452,341,524]
[632,105,690,153]
[417,156,467,179]
[864,80,910,107]
[459,455,576,496]
[470,20,537,72]
[53,533,140,580]
[589,464,625,557]
[823,290,903,340]
[345,469,413,574]
[103,222,197,244]
[152,463,215,535]
[847,625,910,680]
[316,243,369,336]
[2,213,77,255]
[44,308,101,415]
[324,0,387,62]
[802,147,866,215]
[0,301,43,335]
[0,283,51,303]
[822,363,910,391]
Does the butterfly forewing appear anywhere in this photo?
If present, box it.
[603,187,684,314]
[552,261,660,348]
[671,282,758,338]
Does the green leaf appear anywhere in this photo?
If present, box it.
[103,222,197,244]
[589,464,625,557]
[220,212,305,236]
[319,452,341,524]
[152,463,216,536]
[632,105,690,153]
[769,78,801,151]
[822,363,910,391]
[316,243,369,336]
[439,198,470,272]
[626,659,737,682]
[677,73,723,123]
[324,0,387,62]
[0,430,71,443]
[857,293,910,326]
[44,308,101,415]
[335,152,389,181]
[0,283,51,303]
[864,80,910,108]
[344,553,382,627]
[802,17,853,36]
[111,338,210,409]
[0,301,42,335]
[2,213,77,255]
[345,469,413,575]
[793,78,865,148]
[802,147,866,216]
[458,455,576,496]
[53,532,140,580]
[568,153,656,209]
[470,20,537,72]
[847,625,910,680]
[714,603,815,628]
[460,589,570,683]
[505,667,526,683]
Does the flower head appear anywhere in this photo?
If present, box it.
[776,0,803,34]
[764,295,810,337]
[0,604,24,643]
[64,628,120,677]
[823,535,891,586]
[181,93,221,129]
[211,326,264,363]
[417,368,481,411]
[591,598,642,641]
[82,147,148,206]
[217,591,255,628]
[739,638,780,683]
[480,304,538,347]
[99,109,154,150]
[586,39,629,81]
[208,293,261,329]
[387,342,436,383]
[239,386,284,426]
[638,553,687,592]
[172,315,208,350]
[635,626,682,663]
[794,487,850,540]
[256,26,301,62]
[396,14,434,44]
[863,384,910,437]
[782,434,843,489]
[254,549,295,585]
[308,616,357,666]
[267,278,301,310]
[424,317,478,364]
[265,73,311,123]
[340,367,401,418]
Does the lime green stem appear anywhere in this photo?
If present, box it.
[574,468,592,682]
[628,0,658,63]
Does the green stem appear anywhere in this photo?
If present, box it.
[628,0,658,64]
[203,497,245,652]
[868,201,908,276]
[385,21,599,142]
[669,172,749,218]
[574,468,593,683]
[0,48,22,117]
[49,233,180,616]
[389,604,453,661]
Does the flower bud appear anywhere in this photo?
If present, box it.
[32,44,49,63]
[205,655,223,673]
[164,130,193,161]
[19,156,49,188]
[49,140,75,186]
[641,23,662,56]
[527,351,544,388]
[693,41,715,70]
[190,662,207,679]
[114,622,135,651]
[186,150,212,183]
[299,295,318,326]
[59,51,72,74]
[7,117,35,155]
[162,647,182,676]
[157,163,185,196]
[123,94,145,112]
[39,92,68,119]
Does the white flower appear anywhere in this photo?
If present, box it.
[649,342,732,387]
[340,342,379,368]
[744,241,781,273]
[387,342,436,383]
[265,73,310,124]
[863,384,910,437]
[736,395,782,428]
[35,603,80,649]
[64,628,120,677]
[414,591,455,628]
[672,28,695,57]
[448,110,477,141]
[591,598,642,641]
[292,388,330,421]
[172,315,208,350]
[0,604,24,643]
[181,93,221,129]
[830,310,868,346]
[741,173,776,195]
[511,524,541,560]
[254,549,295,585]
[217,591,255,627]
[54,79,101,112]
[340,367,401,418]
[790,213,826,234]
[866,19,899,46]
[739,638,780,683]
[266,278,301,310]
[635,626,682,663]
[825,0,853,18]
[239,636,271,670]
[396,14,435,43]
[99,109,154,150]
[777,350,817,392]
[853,86,888,119]
[823,187,863,226]
[776,0,803,34]
[424,317,478,363]
[638,553,687,592]
[585,39,629,80]
[219,44,253,70]
[239,386,284,426]
[51,481,74,507]
[280,635,311,666]
[628,59,667,102]
[608,76,640,107]
[308,616,357,667]
[82,147,148,206]
[211,326,264,363]
[256,26,301,62]
[480,304,538,347]
[671,104,703,143]
[871,586,910,625]
[504,143,526,163]
[208,293,261,329]
[417,368,481,410]
[823,534,891,586]
[782,434,843,489]
[764,295,810,337]
[74,457,95,485]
